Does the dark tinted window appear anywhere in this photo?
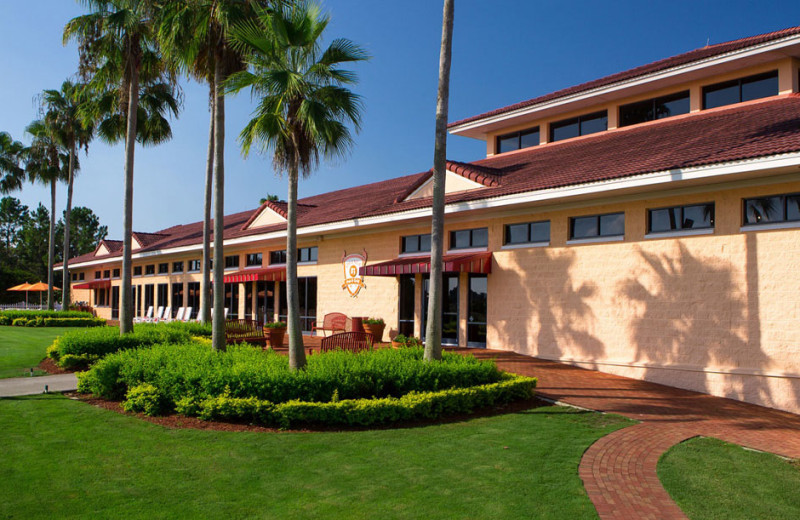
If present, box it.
[112,269,119,278]
[620,91,690,127]
[145,265,155,276]
[703,71,778,109]
[95,270,101,279]
[187,259,201,271]
[401,234,431,253]
[246,253,263,267]
[744,194,800,225]
[504,220,550,245]
[103,270,111,278]
[79,272,85,280]
[570,213,624,240]
[225,255,239,269]
[649,203,714,233]
[497,127,540,153]
[133,266,142,276]
[158,263,169,274]
[450,227,489,249]
[298,247,318,263]
[550,111,607,142]
[172,261,183,273]
[269,250,286,264]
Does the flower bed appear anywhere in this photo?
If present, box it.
[78,343,537,427]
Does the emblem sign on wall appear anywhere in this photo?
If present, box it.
[342,250,367,297]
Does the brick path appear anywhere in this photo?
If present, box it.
[460,349,800,520]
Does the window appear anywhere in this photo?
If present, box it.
[246,253,263,267]
[550,111,607,142]
[450,227,489,249]
[158,263,169,274]
[504,220,550,245]
[94,270,101,279]
[112,269,119,279]
[703,70,778,109]
[269,250,286,265]
[71,273,77,281]
[299,247,318,263]
[743,193,800,225]
[133,266,142,277]
[648,203,714,233]
[103,270,110,279]
[224,255,240,269]
[187,259,201,272]
[79,272,85,281]
[570,212,624,240]
[172,261,184,273]
[496,127,540,154]
[145,265,155,276]
[619,91,690,127]
[401,233,431,254]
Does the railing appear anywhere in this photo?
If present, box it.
[0,303,62,311]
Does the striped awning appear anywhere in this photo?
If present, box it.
[223,266,287,284]
[73,279,112,290]
[360,252,492,277]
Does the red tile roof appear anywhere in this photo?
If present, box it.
[449,26,800,129]
[63,95,800,267]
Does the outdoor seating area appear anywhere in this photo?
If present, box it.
[319,331,374,353]
[311,312,349,336]
[224,319,267,346]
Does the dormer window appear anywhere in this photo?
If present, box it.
[702,70,778,110]
[619,91,689,127]
[550,111,607,142]
[496,127,539,154]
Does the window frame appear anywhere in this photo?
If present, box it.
[246,252,263,268]
[172,261,184,274]
[157,263,169,274]
[646,202,715,236]
[503,220,551,248]
[401,233,432,254]
[269,250,286,265]
[187,259,201,272]
[144,265,155,276]
[702,70,779,110]
[568,212,625,242]
[549,110,608,142]
[449,227,489,251]
[742,192,800,228]
[619,90,690,127]
[224,255,240,270]
[133,266,142,277]
[495,126,540,154]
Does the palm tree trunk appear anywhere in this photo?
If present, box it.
[47,178,56,310]
[61,143,76,312]
[286,160,305,370]
[120,64,140,334]
[200,83,215,325]
[424,0,454,361]
[211,59,226,351]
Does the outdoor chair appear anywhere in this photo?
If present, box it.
[157,306,171,323]
[311,312,348,337]
[319,332,374,353]
[181,307,193,322]
[135,306,154,324]
[149,306,164,323]
[224,319,266,346]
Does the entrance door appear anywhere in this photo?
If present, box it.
[467,275,487,347]
[279,277,317,333]
[111,286,119,320]
[398,275,415,337]
[422,274,459,346]
[256,281,274,323]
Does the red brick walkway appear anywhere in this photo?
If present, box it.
[460,349,800,520]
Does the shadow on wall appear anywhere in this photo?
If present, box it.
[495,249,605,363]
[618,239,788,407]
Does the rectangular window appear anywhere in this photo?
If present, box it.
[94,270,101,279]
[172,261,183,273]
[743,193,800,225]
[401,233,432,254]
[187,259,201,272]
[703,70,778,109]
[79,272,85,281]
[158,263,169,274]
[145,265,155,276]
[299,247,318,263]
[224,255,240,269]
[112,269,119,279]
[71,273,77,281]
[171,283,184,318]
[133,266,142,277]
[504,220,550,245]
[648,203,715,233]
[103,270,110,279]
[450,227,489,250]
[496,126,540,154]
[157,283,168,309]
[570,212,625,240]
[246,252,263,267]
[619,91,690,127]
[269,250,286,265]
[550,111,607,142]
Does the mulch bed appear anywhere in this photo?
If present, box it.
[64,392,546,434]
[38,357,71,375]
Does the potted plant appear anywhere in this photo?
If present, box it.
[264,321,287,348]
[391,334,407,349]
[362,318,386,342]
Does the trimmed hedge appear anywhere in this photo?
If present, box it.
[5,316,106,328]
[78,343,506,403]
[0,310,93,324]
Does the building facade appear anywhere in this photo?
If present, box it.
[59,27,800,414]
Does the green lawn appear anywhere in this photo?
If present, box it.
[0,394,631,519]
[0,326,75,378]
[659,436,800,520]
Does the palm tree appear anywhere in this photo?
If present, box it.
[226,1,367,367]
[423,0,454,362]
[23,120,71,310]
[0,132,25,194]
[65,0,179,333]
[157,0,257,330]
[39,81,95,311]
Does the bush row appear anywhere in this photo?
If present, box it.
[125,375,536,428]
[0,310,94,326]
[77,343,506,404]
[48,323,207,370]
[6,316,106,328]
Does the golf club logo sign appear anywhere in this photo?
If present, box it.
[342,250,367,297]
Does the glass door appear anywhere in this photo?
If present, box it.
[111,286,119,320]
[256,281,274,323]
[279,277,317,333]
[422,274,459,346]
[468,275,487,347]
[398,275,415,337]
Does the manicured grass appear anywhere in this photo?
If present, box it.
[0,326,75,378]
[0,394,631,519]
[659,436,800,520]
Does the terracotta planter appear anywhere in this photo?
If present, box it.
[363,323,385,342]
[391,340,403,349]
[265,327,286,348]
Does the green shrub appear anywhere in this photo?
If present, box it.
[12,318,28,326]
[264,321,286,329]
[43,317,106,327]
[123,383,169,416]
[363,318,384,325]
[0,310,93,321]
[0,315,10,325]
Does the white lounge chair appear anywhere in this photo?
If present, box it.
[134,306,154,324]
[149,306,164,323]
[181,307,193,322]
[168,307,185,323]
[157,306,171,323]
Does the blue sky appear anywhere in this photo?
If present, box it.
[1,0,797,238]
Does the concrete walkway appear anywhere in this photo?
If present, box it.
[462,349,800,520]
[0,373,77,397]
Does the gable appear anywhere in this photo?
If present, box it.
[96,243,110,256]
[245,205,287,230]
[404,170,486,201]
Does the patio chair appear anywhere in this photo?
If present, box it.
[149,306,164,323]
[319,332,374,353]
[157,306,171,323]
[134,306,154,324]
[311,312,348,337]
[181,307,193,322]
[168,307,185,323]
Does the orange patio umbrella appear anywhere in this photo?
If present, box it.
[7,282,32,307]
[25,282,60,307]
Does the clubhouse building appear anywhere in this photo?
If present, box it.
[59,27,800,414]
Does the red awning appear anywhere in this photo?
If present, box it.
[73,279,112,290]
[223,266,287,284]
[360,252,492,277]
